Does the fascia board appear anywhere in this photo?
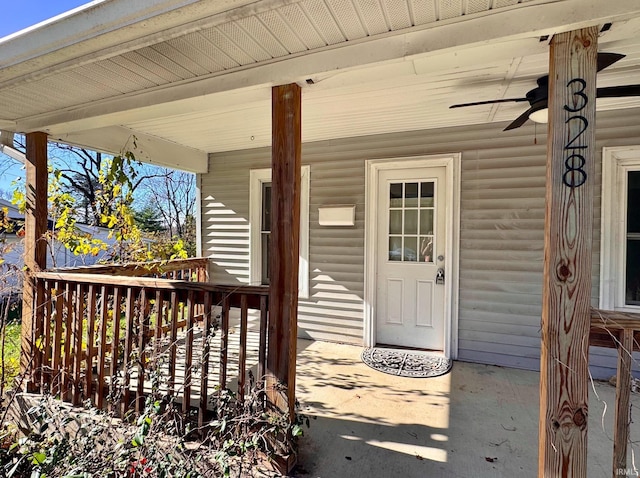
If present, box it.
[0,0,290,86]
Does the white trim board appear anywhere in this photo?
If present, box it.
[195,172,203,258]
[249,165,310,298]
[600,146,640,312]
[364,154,461,359]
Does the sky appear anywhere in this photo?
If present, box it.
[0,1,94,196]
[0,0,93,39]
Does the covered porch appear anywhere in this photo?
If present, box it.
[295,339,639,477]
[4,1,640,476]
[21,255,640,476]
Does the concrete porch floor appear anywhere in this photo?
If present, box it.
[293,339,640,478]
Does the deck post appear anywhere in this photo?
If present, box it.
[267,83,301,430]
[538,28,597,477]
[613,329,633,475]
[20,132,49,390]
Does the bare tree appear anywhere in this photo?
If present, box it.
[49,144,165,225]
[140,166,196,239]
[2,136,196,255]
[8,136,167,225]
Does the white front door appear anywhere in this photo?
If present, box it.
[376,166,447,350]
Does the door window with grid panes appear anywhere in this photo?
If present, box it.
[388,181,435,263]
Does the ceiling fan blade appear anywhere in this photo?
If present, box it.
[597,52,625,72]
[596,84,640,98]
[503,107,535,131]
[449,97,528,108]
[503,101,548,131]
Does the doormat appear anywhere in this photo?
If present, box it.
[361,347,452,378]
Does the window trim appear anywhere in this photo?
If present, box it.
[249,166,310,298]
[600,146,640,311]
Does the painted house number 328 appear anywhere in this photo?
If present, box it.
[563,78,589,188]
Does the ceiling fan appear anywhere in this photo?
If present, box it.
[449,52,640,131]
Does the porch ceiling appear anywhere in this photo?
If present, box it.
[1,0,640,172]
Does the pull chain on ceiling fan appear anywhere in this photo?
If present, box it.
[450,52,640,131]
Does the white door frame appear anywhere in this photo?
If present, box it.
[364,154,461,359]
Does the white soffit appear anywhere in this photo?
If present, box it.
[7,0,640,127]
[118,28,640,153]
[2,0,545,123]
[2,0,640,157]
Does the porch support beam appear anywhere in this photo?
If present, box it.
[51,125,209,174]
[20,131,48,388]
[267,83,301,425]
[538,28,597,477]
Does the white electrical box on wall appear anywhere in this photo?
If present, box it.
[318,205,356,226]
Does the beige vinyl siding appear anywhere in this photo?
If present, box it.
[201,107,640,377]
[202,148,366,344]
[201,162,252,285]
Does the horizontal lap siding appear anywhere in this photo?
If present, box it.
[201,161,252,285]
[201,107,640,376]
[304,147,365,343]
[457,134,547,370]
[202,146,366,344]
[455,111,640,378]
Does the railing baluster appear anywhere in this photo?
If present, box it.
[123,287,135,416]
[258,295,268,385]
[97,285,110,409]
[198,265,207,282]
[238,295,249,403]
[33,278,45,391]
[137,288,149,414]
[52,281,64,397]
[62,283,73,402]
[72,283,85,405]
[168,291,179,397]
[183,291,195,415]
[219,295,230,389]
[40,280,53,393]
[110,286,123,414]
[155,290,163,342]
[153,290,163,394]
[613,328,634,475]
[199,291,213,429]
[85,284,97,404]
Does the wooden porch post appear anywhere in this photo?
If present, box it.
[267,83,301,424]
[539,28,597,477]
[20,132,48,389]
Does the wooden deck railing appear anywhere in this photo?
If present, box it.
[590,308,640,478]
[29,267,269,429]
[51,257,209,281]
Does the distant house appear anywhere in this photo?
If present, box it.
[0,198,121,289]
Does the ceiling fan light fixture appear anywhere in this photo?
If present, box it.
[450,53,640,131]
[529,108,548,124]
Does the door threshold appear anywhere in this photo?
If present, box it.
[375,343,444,354]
